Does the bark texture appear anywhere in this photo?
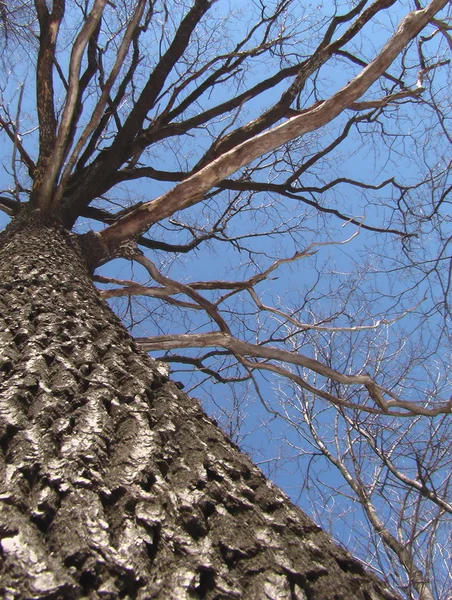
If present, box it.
[0,212,400,599]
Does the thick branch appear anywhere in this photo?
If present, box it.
[35,0,108,210]
[193,0,400,170]
[33,0,64,201]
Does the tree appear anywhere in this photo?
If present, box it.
[0,0,450,598]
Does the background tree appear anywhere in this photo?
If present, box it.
[0,0,450,598]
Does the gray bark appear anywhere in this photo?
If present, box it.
[0,211,400,599]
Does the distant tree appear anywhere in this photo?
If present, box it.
[0,1,450,598]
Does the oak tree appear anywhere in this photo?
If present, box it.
[0,0,450,598]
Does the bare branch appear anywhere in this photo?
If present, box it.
[135,331,452,417]
[35,0,108,210]
[301,409,436,600]
[54,0,147,203]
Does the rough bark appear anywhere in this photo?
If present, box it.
[0,212,400,599]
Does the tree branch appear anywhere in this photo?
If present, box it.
[135,331,452,417]
[35,0,108,210]
[98,0,448,255]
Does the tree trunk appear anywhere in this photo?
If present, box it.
[0,212,399,599]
